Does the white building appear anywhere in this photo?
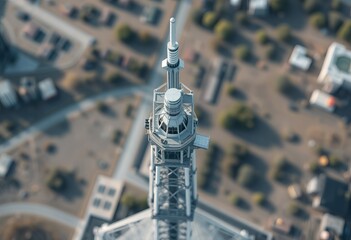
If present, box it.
[89,175,123,221]
[0,154,13,178]
[318,42,351,91]
[0,80,17,108]
[38,78,57,100]
[289,45,312,71]
[309,89,336,112]
[248,0,268,16]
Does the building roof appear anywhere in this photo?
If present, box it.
[318,42,351,88]
[0,80,18,108]
[88,175,123,221]
[309,89,336,112]
[289,45,312,71]
[312,174,350,217]
[38,78,57,100]
[320,213,345,236]
[249,0,268,15]
[0,154,13,178]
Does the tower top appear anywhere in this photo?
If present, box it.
[169,17,177,49]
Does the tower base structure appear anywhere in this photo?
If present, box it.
[94,208,254,240]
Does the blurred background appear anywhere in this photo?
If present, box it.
[1,0,351,239]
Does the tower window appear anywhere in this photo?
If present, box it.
[164,151,180,160]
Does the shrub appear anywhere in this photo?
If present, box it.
[328,12,343,33]
[265,44,275,60]
[227,85,237,96]
[46,169,67,191]
[235,11,248,25]
[237,164,256,187]
[231,143,249,160]
[192,8,205,25]
[220,103,255,130]
[230,194,240,206]
[214,20,234,41]
[256,30,268,44]
[127,58,141,75]
[276,24,291,42]
[329,154,341,167]
[275,75,292,94]
[138,31,153,45]
[269,0,287,13]
[309,162,319,174]
[121,195,148,213]
[107,72,122,85]
[252,192,265,205]
[288,202,300,216]
[112,129,123,144]
[338,20,351,43]
[97,101,109,113]
[303,0,320,14]
[309,12,326,29]
[202,11,217,29]
[236,45,250,61]
[331,0,342,10]
[116,24,134,43]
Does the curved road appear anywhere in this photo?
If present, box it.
[0,202,80,227]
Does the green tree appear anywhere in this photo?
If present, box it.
[252,192,265,205]
[269,0,287,13]
[235,11,248,25]
[220,103,255,130]
[331,0,342,11]
[276,24,291,42]
[116,24,134,43]
[202,11,217,29]
[338,20,351,42]
[236,44,250,61]
[214,20,234,41]
[138,31,153,45]
[237,164,256,187]
[303,0,320,14]
[328,12,343,33]
[107,72,122,85]
[276,75,292,94]
[256,30,268,44]
[265,44,275,60]
[309,12,326,29]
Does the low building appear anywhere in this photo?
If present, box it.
[0,80,18,108]
[289,45,312,71]
[38,78,57,100]
[309,89,336,113]
[320,214,345,238]
[89,175,123,221]
[307,174,350,217]
[248,0,268,16]
[0,154,13,178]
[318,42,351,92]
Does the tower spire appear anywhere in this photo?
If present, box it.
[162,17,184,89]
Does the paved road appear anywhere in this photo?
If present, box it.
[0,86,141,155]
[0,202,81,227]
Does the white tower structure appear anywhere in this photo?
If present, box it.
[94,18,261,240]
[146,17,209,240]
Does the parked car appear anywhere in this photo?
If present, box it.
[16,11,31,21]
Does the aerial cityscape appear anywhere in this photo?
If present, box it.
[0,0,351,240]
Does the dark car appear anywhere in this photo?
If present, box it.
[50,33,61,45]
[17,11,31,21]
